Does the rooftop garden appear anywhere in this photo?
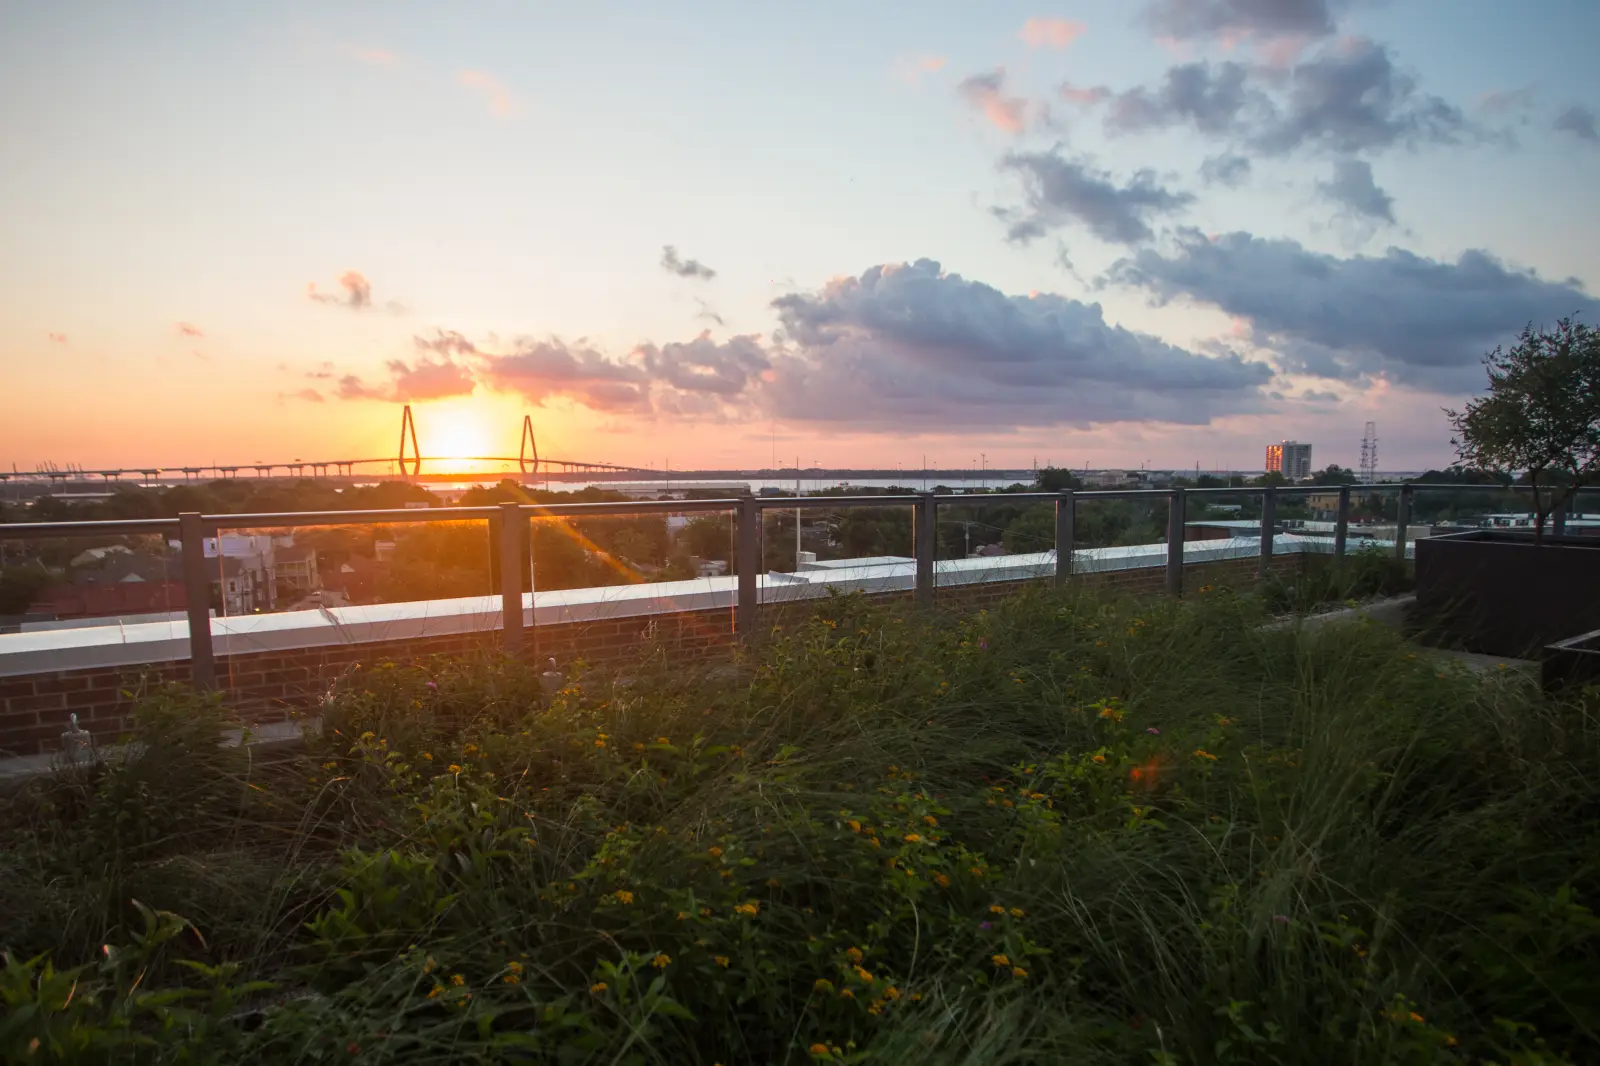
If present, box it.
[2,574,1596,1064]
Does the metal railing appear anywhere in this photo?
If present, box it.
[3,483,1595,689]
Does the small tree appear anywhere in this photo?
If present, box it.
[1446,317,1600,543]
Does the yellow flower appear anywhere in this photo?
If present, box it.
[463,743,478,755]
[426,985,441,999]
[846,819,861,833]
[708,846,724,858]
[651,953,672,969]
[699,907,713,917]
[657,736,669,744]
[813,978,834,993]
[884,985,901,1000]
[1009,907,1025,917]
[867,999,884,1015]
[589,982,608,995]
[1011,967,1027,978]
[809,1044,830,1056]
[845,946,863,963]
[714,955,730,967]
[839,988,854,999]
[854,965,874,983]
[1193,749,1218,761]
[991,954,1010,968]
[634,742,645,752]
[1091,754,1107,764]
[612,890,634,905]
[503,973,520,984]
[910,992,923,1002]
[970,866,984,877]
[1097,706,1124,722]
[990,905,1006,915]
[423,957,436,973]
[1444,1036,1458,1047]
[734,901,760,917]
[922,814,938,826]
[450,973,465,986]
[421,752,432,760]
[934,873,951,887]
[506,960,523,975]
[904,833,922,843]
[593,739,606,748]
[1408,1011,1424,1024]
[447,764,463,774]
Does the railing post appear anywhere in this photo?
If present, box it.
[914,492,936,607]
[736,496,759,637]
[1165,487,1185,597]
[1053,490,1075,588]
[178,512,216,691]
[1552,493,1569,537]
[1394,484,1413,564]
[1334,485,1351,559]
[497,502,526,658]
[1258,485,1277,583]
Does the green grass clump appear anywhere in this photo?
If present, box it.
[1,584,1597,1065]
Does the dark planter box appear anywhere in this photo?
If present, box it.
[1414,530,1600,658]
[1543,629,1600,695]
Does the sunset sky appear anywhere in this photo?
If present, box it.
[3,0,1597,474]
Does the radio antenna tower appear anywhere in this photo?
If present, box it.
[1359,421,1378,484]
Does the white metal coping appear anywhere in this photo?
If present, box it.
[0,535,1401,678]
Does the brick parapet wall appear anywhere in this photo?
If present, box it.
[0,552,1306,757]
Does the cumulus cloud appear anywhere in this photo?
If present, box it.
[660,245,717,280]
[308,270,374,310]
[1554,104,1598,144]
[958,69,1046,134]
[1143,0,1348,48]
[1101,61,1263,136]
[995,148,1195,245]
[761,259,1272,429]
[414,329,480,356]
[1252,38,1468,155]
[1019,17,1086,49]
[636,332,770,396]
[1109,230,1596,391]
[1062,38,1469,158]
[1200,152,1252,186]
[477,340,651,412]
[176,322,204,338]
[458,70,518,117]
[1316,158,1395,224]
[336,356,475,402]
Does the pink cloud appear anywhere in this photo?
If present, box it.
[958,69,1042,134]
[1059,82,1110,105]
[458,70,518,118]
[895,54,948,86]
[176,321,204,337]
[47,332,66,344]
[308,270,373,310]
[1020,17,1086,49]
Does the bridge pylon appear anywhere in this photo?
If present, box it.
[398,405,422,476]
[519,415,538,475]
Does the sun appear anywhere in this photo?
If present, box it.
[422,403,493,468]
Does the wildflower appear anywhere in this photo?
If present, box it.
[934,873,951,887]
[426,680,437,689]
[1408,1011,1424,1024]
[1199,584,1213,593]
[421,751,433,760]
[991,954,1011,968]
[708,846,724,858]
[809,1044,830,1056]
[1193,749,1218,761]
[1097,706,1124,722]
[846,819,861,833]
[970,866,984,877]
[612,890,634,905]
[1091,754,1106,765]
[589,982,608,995]
[854,965,874,982]
[867,999,884,1015]
[594,739,606,748]
[845,947,863,963]
[507,960,523,975]
[714,955,730,967]
[633,742,645,752]
[922,814,938,827]
[426,985,441,999]
[813,978,835,993]
[1145,727,1160,735]
[839,988,855,999]
[909,992,923,1002]
[657,736,669,744]
[990,905,1006,915]
[904,832,922,843]
[423,957,436,973]
[734,901,760,917]
[322,761,338,770]
[978,921,993,931]
[450,973,465,986]
[463,743,478,755]
[1272,914,1290,924]
[1011,967,1027,978]
[651,953,672,969]
[503,973,520,984]
[1445,1036,1458,1047]
[1009,907,1025,918]
[448,764,463,774]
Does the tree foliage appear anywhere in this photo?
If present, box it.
[1446,317,1600,542]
